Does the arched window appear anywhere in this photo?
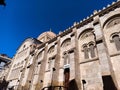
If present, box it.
[89,43,95,58]
[80,32,93,40]
[112,35,120,51]
[37,51,43,63]
[64,53,70,65]
[38,52,42,59]
[48,46,54,54]
[48,57,55,70]
[61,38,71,47]
[79,28,96,60]
[83,44,89,59]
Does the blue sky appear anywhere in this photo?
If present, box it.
[0,0,116,57]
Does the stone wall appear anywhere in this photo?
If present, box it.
[5,1,120,90]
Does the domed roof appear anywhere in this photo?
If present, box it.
[37,31,56,42]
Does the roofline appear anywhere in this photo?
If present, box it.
[38,1,120,49]
[0,56,11,63]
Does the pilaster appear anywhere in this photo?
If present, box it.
[93,15,119,89]
[52,36,61,86]
[38,44,48,90]
[93,15,111,76]
[73,27,82,90]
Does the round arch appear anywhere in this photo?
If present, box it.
[47,45,55,53]
[102,14,120,29]
[78,28,94,39]
[61,38,71,47]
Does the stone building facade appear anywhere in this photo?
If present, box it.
[0,54,11,80]
[4,0,120,90]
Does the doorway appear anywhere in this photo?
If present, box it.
[69,79,78,90]
[64,68,70,90]
[102,76,117,90]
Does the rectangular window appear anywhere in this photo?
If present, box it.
[83,46,89,59]
[48,58,55,70]
[89,44,95,58]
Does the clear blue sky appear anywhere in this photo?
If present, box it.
[0,0,116,57]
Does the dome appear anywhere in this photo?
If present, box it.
[37,31,56,42]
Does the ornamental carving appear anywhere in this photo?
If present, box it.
[106,17,120,28]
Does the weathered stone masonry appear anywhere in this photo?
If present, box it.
[3,0,120,90]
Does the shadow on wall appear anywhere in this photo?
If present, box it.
[69,79,79,90]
